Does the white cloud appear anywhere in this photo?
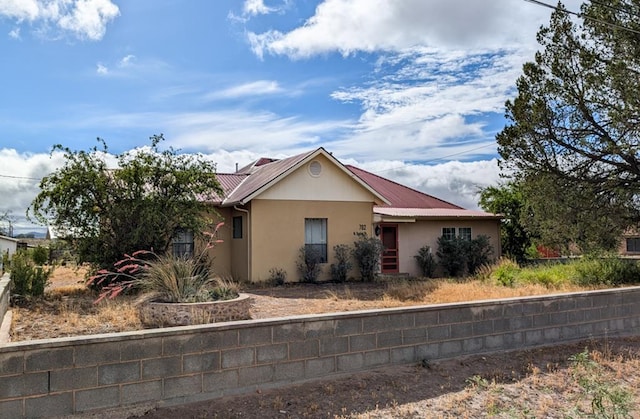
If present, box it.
[162,109,347,155]
[247,0,583,59]
[0,148,66,231]
[93,55,170,79]
[96,62,108,75]
[0,0,119,41]
[8,27,20,39]
[206,80,284,100]
[243,0,275,16]
[352,158,501,210]
[118,54,135,67]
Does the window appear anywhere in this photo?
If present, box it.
[442,227,472,240]
[458,227,472,241]
[442,227,456,240]
[627,238,640,252]
[233,216,243,239]
[172,229,194,258]
[305,218,327,263]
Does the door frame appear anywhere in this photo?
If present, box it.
[380,223,399,274]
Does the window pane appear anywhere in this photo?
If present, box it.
[172,229,194,258]
[627,238,640,252]
[233,216,243,239]
[305,218,327,262]
[459,227,472,241]
[442,227,456,240]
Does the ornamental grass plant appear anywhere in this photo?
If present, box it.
[88,222,239,304]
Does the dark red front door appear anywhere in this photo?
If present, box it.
[381,224,399,273]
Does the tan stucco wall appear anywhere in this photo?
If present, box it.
[395,219,502,276]
[249,199,373,282]
[230,206,250,281]
[199,208,233,279]
[257,153,378,203]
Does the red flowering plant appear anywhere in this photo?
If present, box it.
[88,222,239,304]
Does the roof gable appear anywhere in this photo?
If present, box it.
[221,148,389,206]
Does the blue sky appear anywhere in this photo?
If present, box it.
[0,0,581,233]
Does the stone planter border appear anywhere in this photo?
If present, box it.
[138,293,252,327]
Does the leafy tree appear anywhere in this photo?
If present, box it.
[28,135,223,273]
[479,182,531,262]
[0,211,14,237]
[497,1,640,251]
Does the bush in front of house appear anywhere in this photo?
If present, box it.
[31,245,49,266]
[352,232,384,282]
[9,250,53,298]
[330,244,352,283]
[437,235,494,277]
[297,246,322,283]
[414,245,436,278]
[466,235,494,275]
[436,236,469,277]
[269,267,287,286]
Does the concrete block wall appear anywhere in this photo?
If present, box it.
[0,274,10,328]
[1,286,640,418]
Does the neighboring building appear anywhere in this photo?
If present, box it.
[191,147,501,282]
[620,230,640,257]
[0,235,19,271]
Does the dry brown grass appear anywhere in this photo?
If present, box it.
[10,285,141,341]
[6,267,609,342]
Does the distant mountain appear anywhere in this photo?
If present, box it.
[14,231,47,239]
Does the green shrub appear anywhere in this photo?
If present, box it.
[31,245,49,266]
[9,250,53,298]
[1,251,9,274]
[466,235,494,275]
[436,236,469,277]
[297,246,322,283]
[573,257,640,287]
[330,244,352,283]
[490,258,521,287]
[352,233,384,282]
[414,245,436,278]
[518,264,568,288]
[269,267,287,286]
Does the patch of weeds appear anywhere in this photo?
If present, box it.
[465,374,490,390]
[569,348,634,418]
[268,267,287,286]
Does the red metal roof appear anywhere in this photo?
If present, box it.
[209,149,499,220]
[374,207,500,219]
[346,165,463,210]
[210,173,249,203]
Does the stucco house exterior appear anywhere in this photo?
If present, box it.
[0,235,19,271]
[198,147,501,282]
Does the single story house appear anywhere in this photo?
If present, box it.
[0,235,18,258]
[195,147,501,282]
[0,235,19,271]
